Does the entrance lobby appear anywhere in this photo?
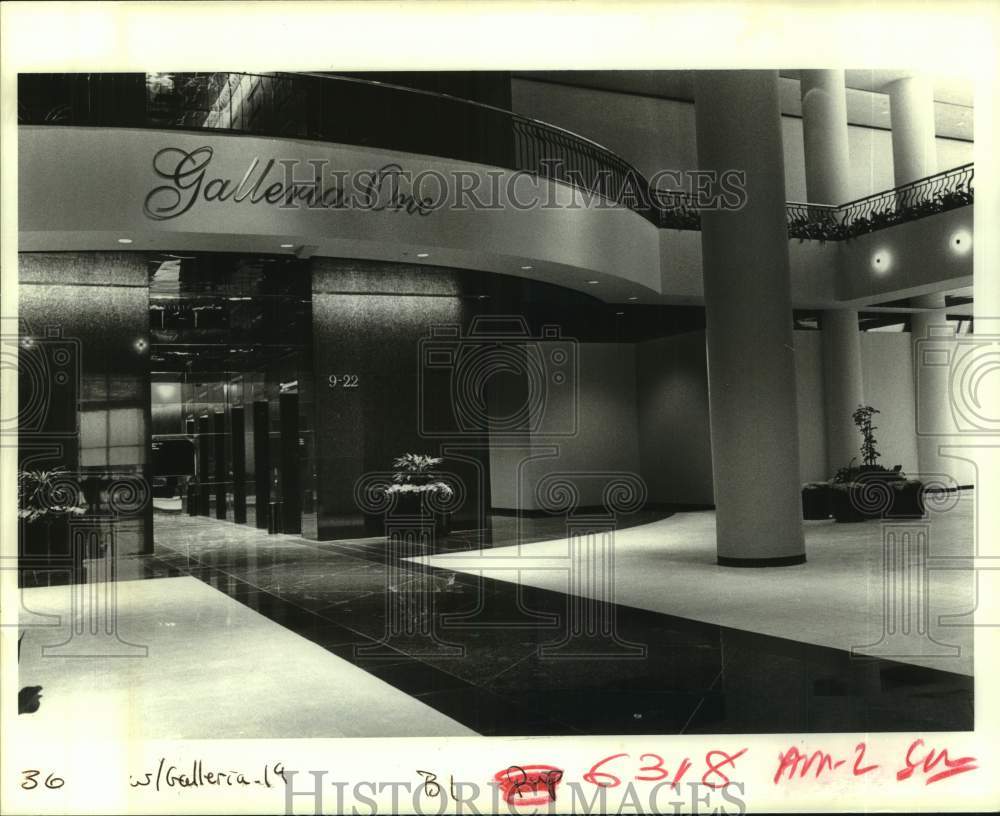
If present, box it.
[15,69,978,740]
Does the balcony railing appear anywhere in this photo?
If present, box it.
[18,72,973,240]
[835,163,974,238]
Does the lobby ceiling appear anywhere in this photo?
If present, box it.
[512,70,974,141]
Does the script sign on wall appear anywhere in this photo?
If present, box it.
[143,146,435,220]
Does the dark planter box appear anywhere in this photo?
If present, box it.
[801,483,832,519]
[390,492,452,536]
[831,485,868,523]
[19,516,91,587]
[887,480,925,519]
[832,474,922,523]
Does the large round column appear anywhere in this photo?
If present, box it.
[799,70,867,474]
[910,301,972,485]
[694,70,805,566]
[886,75,938,185]
[822,310,865,470]
[799,69,852,204]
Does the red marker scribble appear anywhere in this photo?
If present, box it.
[852,742,879,777]
[702,749,748,789]
[774,747,842,783]
[896,739,978,785]
[494,765,564,806]
[774,742,879,784]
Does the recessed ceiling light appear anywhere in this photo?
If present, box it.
[520,265,533,270]
[587,280,600,285]
[627,296,638,301]
[416,252,430,258]
[280,243,294,249]
[117,238,133,244]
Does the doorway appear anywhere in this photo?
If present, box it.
[147,253,316,544]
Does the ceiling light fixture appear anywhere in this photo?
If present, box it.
[520,265,533,270]
[627,297,638,301]
[117,238,133,244]
[416,252,430,258]
[587,280,599,285]
[280,243,294,249]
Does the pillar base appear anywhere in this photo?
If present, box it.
[717,553,806,568]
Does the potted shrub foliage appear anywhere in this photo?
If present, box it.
[829,405,922,522]
[18,468,89,585]
[384,454,455,535]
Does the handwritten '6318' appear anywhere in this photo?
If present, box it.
[582,749,748,791]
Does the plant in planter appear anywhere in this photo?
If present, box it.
[384,454,455,534]
[829,405,916,522]
[17,469,89,586]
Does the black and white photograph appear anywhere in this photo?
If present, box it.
[2,2,999,815]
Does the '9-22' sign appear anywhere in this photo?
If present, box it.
[328,374,360,389]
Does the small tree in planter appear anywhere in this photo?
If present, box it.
[830,405,915,522]
[18,469,89,585]
[384,454,455,534]
[854,405,881,470]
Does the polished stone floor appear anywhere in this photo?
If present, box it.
[119,505,975,737]
[418,496,977,675]
[18,577,474,739]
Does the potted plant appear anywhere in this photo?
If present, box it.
[17,468,88,585]
[384,454,455,535]
[830,406,916,523]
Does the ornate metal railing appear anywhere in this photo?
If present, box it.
[784,202,841,241]
[835,163,974,238]
[784,164,974,241]
[17,72,973,239]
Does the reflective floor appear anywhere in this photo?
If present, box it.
[124,508,975,736]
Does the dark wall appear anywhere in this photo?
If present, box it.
[19,252,152,555]
[311,260,491,539]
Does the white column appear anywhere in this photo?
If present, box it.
[911,304,966,484]
[799,70,867,476]
[822,310,866,471]
[694,70,805,566]
[886,75,938,185]
[799,69,852,205]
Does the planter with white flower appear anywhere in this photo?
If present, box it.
[384,454,455,536]
[18,469,90,586]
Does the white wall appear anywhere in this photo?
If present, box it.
[636,332,714,505]
[489,343,642,510]
[512,79,974,205]
[631,328,922,506]
[861,332,920,474]
[794,331,829,482]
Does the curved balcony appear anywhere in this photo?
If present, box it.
[785,163,974,241]
[18,72,973,240]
